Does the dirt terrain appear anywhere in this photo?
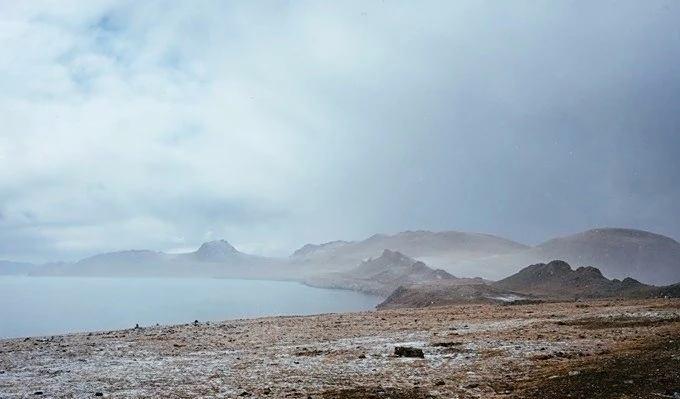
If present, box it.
[1,299,679,398]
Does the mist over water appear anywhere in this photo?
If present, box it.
[0,276,381,339]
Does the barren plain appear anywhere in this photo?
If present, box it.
[1,299,679,399]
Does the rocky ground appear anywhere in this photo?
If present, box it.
[1,299,679,399]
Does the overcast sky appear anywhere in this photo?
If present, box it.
[1,1,680,262]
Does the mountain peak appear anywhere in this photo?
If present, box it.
[194,240,240,261]
[379,249,410,262]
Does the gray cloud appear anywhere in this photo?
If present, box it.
[1,1,679,262]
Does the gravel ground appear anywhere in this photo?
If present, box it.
[1,299,679,398]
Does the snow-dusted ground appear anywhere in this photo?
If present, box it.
[1,299,679,398]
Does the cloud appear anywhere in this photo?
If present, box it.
[1,1,680,262]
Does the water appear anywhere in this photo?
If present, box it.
[0,276,381,339]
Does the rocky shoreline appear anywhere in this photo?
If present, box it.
[1,298,679,398]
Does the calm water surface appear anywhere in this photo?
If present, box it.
[0,276,381,338]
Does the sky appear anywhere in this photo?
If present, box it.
[1,1,680,262]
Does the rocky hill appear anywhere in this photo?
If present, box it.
[493,260,669,299]
[304,250,483,296]
[378,259,680,309]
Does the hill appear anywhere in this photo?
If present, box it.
[493,260,664,299]
[378,259,679,309]
[304,250,482,296]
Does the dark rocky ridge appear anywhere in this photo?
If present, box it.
[493,260,660,299]
[378,260,680,309]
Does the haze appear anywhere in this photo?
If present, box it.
[1,1,680,263]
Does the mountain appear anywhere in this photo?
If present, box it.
[304,249,483,296]
[292,240,351,258]
[188,240,244,262]
[2,227,678,285]
[0,260,36,275]
[291,230,529,274]
[493,260,665,299]
[531,228,680,285]
[27,240,287,279]
[35,250,177,277]
[377,282,531,309]
[448,228,680,285]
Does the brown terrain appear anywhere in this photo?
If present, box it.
[2,298,679,398]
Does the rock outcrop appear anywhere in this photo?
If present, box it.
[377,282,530,309]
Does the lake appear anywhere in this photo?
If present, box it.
[0,276,381,339]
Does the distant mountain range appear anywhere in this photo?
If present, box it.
[1,240,287,279]
[0,261,35,275]
[292,228,680,285]
[1,227,679,287]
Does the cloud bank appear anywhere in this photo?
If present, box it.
[1,1,679,261]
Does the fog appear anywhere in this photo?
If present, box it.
[1,1,679,262]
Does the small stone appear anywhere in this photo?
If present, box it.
[568,370,580,376]
[435,380,445,386]
[394,346,424,358]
